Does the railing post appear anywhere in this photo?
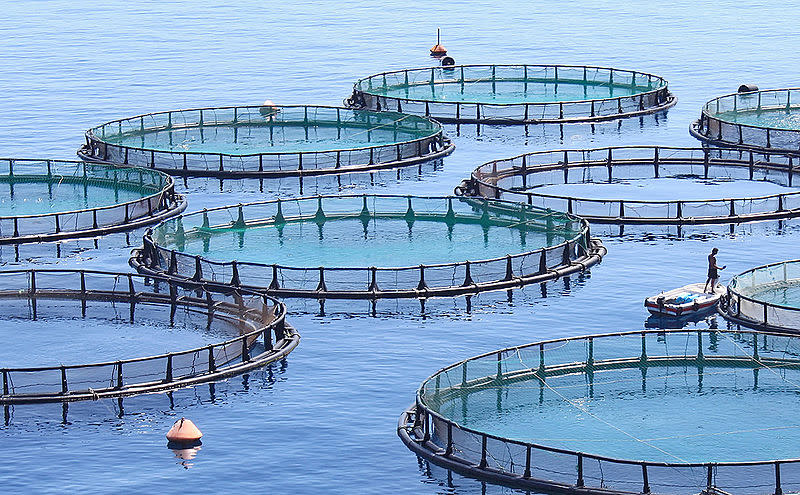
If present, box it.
[165,354,173,383]
[207,346,216,372]
[707,464,714,490]
[642,464,651,494]
[775,462,783,495]
[242,335,250,362]
[576,454,585,487]
[60,366,68,394]
[445,422,453,456]
[523,445,532,478]
[479,435,488,469]
[2,369,8,395]
[116,361,123,389]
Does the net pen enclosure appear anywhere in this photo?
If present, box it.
[0,269,298,404]
[691,88,800,153]
[130,194,605,300]
[461,145,800,225]
[347,64,676,125]
[722,259,800,332]
[0,159,185,244]
[400,329,800,495]
[77,105,454,179]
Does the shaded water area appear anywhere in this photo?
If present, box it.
[2,0,800,493]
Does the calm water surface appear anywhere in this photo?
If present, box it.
[2,0,800,493]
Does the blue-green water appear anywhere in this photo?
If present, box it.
[714,109,800,130]
[745,281,800,309]
[178,218,567,267]
[3,0,800,493]
[0,182,146,216]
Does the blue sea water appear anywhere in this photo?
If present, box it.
[2,0,800,493]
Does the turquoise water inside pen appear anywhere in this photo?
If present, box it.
[177,218,571,267]
[742,281,800,309]
[4,0,800,493]
[103,121,436,155]
[368,79,655,103]
[0,182,147,216]
[714,108,800,130]
[537,177,795,201]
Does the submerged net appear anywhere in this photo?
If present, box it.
[466,146,800,224]
[725,259,800,331]
[79,105,453,178]
[349,65,675,124]
[0,269,297,404]
[133,195,603,299]
[692,88,800,152]
[407,329,800,495]
[0,159,184,243]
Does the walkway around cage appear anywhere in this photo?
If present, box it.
[78,105,454,179]
[348,65,676,125]
[460,145,800,225]
[130,195,606,300]
[0,269,299,404]
[400,329,800,495]
[691,88,800,154]
[0,159,185,244]
[722,259,800,332]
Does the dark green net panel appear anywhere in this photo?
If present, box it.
[79,105,454,178]
[348,65,675,124]
[131,195,605,299]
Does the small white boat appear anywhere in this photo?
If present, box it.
[645,283,725,317]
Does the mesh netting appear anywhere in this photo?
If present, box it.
[348,65,675,124]
[132,195,604,299]
[402,329,800,495]
[79,105,454,178]
[0,269,298,404]
[0,159,185,244]
[465,146,800,224]
[724,259,800,331]
[692,89,800,152]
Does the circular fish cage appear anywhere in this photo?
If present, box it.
[0,159,185,244]
[722,259,800,332]
[461,146,800,225]
[347,65,676,124]
[691,88,800,153]
[0,269,299,404]
[130,195,606,300]
[400,329,800,494]
[78,105,454,178]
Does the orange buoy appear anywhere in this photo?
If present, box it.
[166,417,203,444]
[430,28,447,56]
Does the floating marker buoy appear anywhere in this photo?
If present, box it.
[259,99,279,118]
[441,56,455,67]
[430,28,447,57]
[738,84,759,94]
[166,417,203,444]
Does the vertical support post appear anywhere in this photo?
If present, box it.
[775,462,783,495]
[165,354,173,382]
[60,366,68,394]
[116,361,123,389]
[576,454,585,487]
[479,435,488,469]
[642,464,651,494]
[523,445,532,478]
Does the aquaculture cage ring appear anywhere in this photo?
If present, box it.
[0,159,185,244]
[691,88,800,153]
[78,105,455,179]
[347,64,676,125]
[462,145,800,225]
[722,259,800,332]
[130,194,606,300]
[400,329,800,495]
[0,269,299,405]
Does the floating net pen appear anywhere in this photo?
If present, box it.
[347,65,676,124]
[723,259,800,332]
[400,329,800,495]
[78,105,454,178]
[691,88,800,153]
[462,146,800,225]
[0,159,185,244]
[0,269,298,404]
[131,194,605,300]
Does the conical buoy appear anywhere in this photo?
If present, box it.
[430,28,447,57]
[166,417,203,444]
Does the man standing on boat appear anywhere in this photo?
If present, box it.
[704,248,726,293]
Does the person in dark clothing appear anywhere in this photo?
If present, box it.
[704,248,726,293]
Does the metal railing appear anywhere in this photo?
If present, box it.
[0,269,299,403]
[131,194,605,299]
[0,159,185,244]
[79,105,455,178]
[349,64,676,124]
[463,145,800,224]
[691,88,800,153]
[401,329,800,495]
